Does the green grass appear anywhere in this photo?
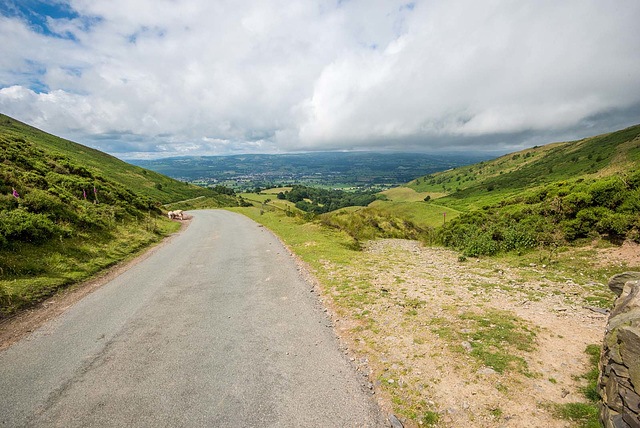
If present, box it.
[406,124,640,211]
[380,187,445,202]
[0,113,219,204]
[367,200,461,228]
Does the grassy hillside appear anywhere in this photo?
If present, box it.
[0,114,216,204]
[267,123,640,257]
[407,124,640,210]
[0,115,239,316]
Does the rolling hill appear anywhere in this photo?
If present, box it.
[370,123,640,256]
[406,124,640,210]
[0,114,217,204]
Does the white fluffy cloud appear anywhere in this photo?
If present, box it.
[1,0,639,158]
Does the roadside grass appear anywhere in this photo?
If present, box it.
[548,345,601,428]
[227,206,358,272]
[0,216,180,317]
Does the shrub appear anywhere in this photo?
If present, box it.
[20,189,66,218]
[588,178,625,209]
[0,209,62,245]
[501,225,537,251]
[463,232,499,257]
[598,213,631,237]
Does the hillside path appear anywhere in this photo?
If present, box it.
[0,210,384,427]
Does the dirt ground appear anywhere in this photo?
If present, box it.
[312,239,629,427]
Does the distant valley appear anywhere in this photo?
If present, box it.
[129,152,495,191]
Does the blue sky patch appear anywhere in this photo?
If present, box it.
[0,0,99,41]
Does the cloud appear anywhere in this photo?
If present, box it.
[0,0,639,158]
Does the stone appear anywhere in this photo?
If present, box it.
[620,386,640,414]
[618,326,640,388]
[613,414,632,428]
[610,309,640,332]
[621,408,640,428]
[609,341,625,365]
[461,341,473,353]
[606,376,625,412]
[477,367,497,375]
[609,273,640,297]
[612,283,640,319]
[389,414,404,428]
[612,363,631,379]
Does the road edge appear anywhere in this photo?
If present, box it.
[0,218,192,353]
[242,215,395,428]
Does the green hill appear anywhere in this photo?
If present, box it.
[313,123,640,255]
[0,114,238,316]
[396,124,640,256]
[0,114,215,204]
[407,124,640,210]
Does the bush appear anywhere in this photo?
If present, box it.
[0,209,62,245]
[463,232,499,257]
[20,189,67,219]
[588,178,625,209]
[562,191,592,214]
[598,213,631,237]
[502,225,537,251]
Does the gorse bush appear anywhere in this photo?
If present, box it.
[439,171,640,255]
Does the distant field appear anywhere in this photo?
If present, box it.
[262,187,292,194]
[368,200,460,228]
[241,192,300,212]
[380,187,446,202]
[242,193,273,202]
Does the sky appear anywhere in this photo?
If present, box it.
[1,0,639,160]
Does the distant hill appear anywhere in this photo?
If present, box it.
[0,114,216,204]
[130,152,493,191]
[406,124,640,210]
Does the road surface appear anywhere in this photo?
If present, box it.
[0,210,385,427]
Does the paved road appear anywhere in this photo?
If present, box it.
[0,210,385,427]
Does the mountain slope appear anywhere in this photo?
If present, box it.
[407,124,640,210]
[0,114,215,204]
[0,114,237,316]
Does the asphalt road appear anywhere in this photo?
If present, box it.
[0,210,385,427]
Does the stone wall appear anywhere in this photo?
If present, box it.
[599,272,640,428]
